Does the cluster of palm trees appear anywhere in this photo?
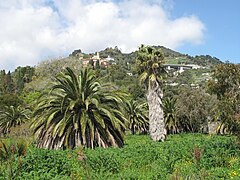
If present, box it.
[0,45,170,150]
[0,67,151,149]
[3,45,239,151]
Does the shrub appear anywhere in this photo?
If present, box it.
[0,139,28,179]
[14,148,76,179]
[0,134,239,179]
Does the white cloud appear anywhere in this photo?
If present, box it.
[0,0,205,71]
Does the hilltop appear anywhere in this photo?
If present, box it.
[69,45,223,67]
[2,45,223,93]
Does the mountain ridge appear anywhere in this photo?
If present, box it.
[70,45,222,67]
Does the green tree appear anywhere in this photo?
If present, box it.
[108,64,127,83]
[0,70,6,93]
[5,71,15,93]
[0,70,15,94]
[136,45,167,141]
[129,82,145,100]
[163,97,178,134]
[208,64,240,136]
[0,106,29,134]
[176,87,217,133]
[208,64,240,99]
[0,94,22,111]
[31,67,127,149]
[96,60,100,69]
[124,99,149,135]
[13,66,35,93]
[20,91,41,110]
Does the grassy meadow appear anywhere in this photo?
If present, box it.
[0,133,239,179]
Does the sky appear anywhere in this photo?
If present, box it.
[0,0,239,71]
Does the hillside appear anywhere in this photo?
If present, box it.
[69,46,222,66]
[93,46,222,67]
[16,45,223,92]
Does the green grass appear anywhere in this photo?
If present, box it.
[0,133,239,179]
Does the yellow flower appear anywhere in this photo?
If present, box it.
[229,171,237,177]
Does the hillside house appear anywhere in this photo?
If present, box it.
[81,52,114,68]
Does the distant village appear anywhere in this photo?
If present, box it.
[69,49,210,88]
[72,50,206,74]
[71,50,115,68]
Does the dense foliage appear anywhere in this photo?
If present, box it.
[208,64,240,138]
[0,94,22,111]
[0,70,14,94]
[124,99,149,135]
[0,134,239,179]
[175,87,218,133]
[0,106,30,134]
[31,68,127,149]
[163,97,178,134]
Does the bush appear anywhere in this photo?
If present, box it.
[81,134,240,179]
[14,148,77,179]
[0,94,22,111]
[0,134,239,179]
[0,139,28,179]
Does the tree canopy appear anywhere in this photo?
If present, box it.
[31,67,127,149]
[136,45,167,141]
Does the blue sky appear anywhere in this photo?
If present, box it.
[172,0,240,63]
[0,0,239,71]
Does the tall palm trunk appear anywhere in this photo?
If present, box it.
[146,82,166,141]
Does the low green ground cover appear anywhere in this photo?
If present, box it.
[0,134,239,179]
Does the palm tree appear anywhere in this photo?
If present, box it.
[31,67,127,149]
[0,106,29,135]
[136,45,167,141]
[163,97,178,134]
[125,99,149,135]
